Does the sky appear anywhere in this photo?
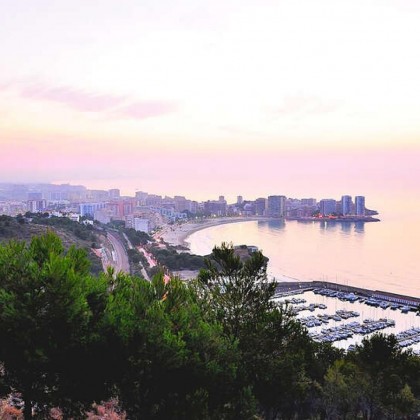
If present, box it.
[1,0,420,204]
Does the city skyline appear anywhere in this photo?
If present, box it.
[1,1,420,205]
[0,181,372,224]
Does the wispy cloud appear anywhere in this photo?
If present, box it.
[21,83,127,112]
[2,79,177,119]
[113,101,177,120]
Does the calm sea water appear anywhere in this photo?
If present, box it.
[188,208,420,298]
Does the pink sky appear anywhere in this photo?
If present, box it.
[1,0,420,204]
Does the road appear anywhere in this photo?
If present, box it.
[107,232,130,274]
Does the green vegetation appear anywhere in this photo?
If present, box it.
[126,247,150,277]
[123,228,150,246]
[150,245,206,271]
[0,215,103,276]
[30,214,96,242]
[0,235,419,419]
[0,233,110,418]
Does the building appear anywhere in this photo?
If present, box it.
[355,196,365,216]
[174,196,190,212]
[79,202,106,217]
[145,194,163,207]
[106,199,134,219]
[319,199,336,216]
[27,199,47,213]
[189,201,198,214]
[267,195,286,218]
[135,191,148,206]
[301,198,317,206]
[237,195,243,205]
[133,218,150,233]
[67,213,80,222]
[108,189,120,199]
[255,198,266,216]
[85,189,109,202]
[341,195,352,215]
[94,209,113,224]
[243,202,255,216]
[204,196,227,216]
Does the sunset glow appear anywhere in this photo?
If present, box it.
[1,0,420,202]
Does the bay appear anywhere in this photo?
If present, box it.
[188,209,420,298]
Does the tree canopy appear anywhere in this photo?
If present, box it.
[0,235,419,419]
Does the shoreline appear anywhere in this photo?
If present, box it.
[155,216,271,248]
[157,215,380,249]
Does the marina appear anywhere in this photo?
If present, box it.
[274,288,420,354]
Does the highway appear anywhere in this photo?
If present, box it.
[107,232,130,274]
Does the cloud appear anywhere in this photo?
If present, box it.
[0,81,17,91]
[21,82,127,112]
[113,101,177,120]
[2,78,177,119]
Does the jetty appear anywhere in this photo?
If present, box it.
[275,280,420,310]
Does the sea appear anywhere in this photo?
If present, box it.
[187,203,420,351]
[187,210,420,298]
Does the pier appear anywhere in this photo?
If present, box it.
[275,280,420,309]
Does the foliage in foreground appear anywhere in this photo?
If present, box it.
[0,234,419,419]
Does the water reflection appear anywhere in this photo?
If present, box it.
[318,220,365,235]
[257,219,286,231]
[188,214,420,297]
[341,223,352,234]
[319,221,339,232]
[354,222,365,233]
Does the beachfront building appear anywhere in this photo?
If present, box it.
[255,198,266,216]
[355,196,365,216]
[341,195,352,215]
[301,198,317,206]
[319,199,336,216]
[267,195,286,218]
[203,196,227,216]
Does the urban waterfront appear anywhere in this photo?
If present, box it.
[187,206,420,299]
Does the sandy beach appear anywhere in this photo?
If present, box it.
[155,217,269,248]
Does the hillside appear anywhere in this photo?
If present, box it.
[0,215,103,275]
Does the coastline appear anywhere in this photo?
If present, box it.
[156,215,379,249]
[154,218,420,304]
[155,216,271,248]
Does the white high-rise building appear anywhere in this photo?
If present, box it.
[341,195,352,215]
[267,195,286,217]
[355,196,365,216]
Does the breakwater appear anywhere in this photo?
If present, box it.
[275,280,420,308]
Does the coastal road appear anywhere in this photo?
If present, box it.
[107,232,130,274]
